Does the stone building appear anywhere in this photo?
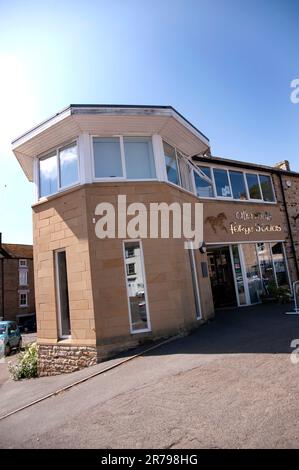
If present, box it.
[11,105,299,375]
[0,235,35,322]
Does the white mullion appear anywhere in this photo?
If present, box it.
[226,169,233,198]
[257,174,264,201]
[243,171,250,200]
[152,135,167,181]
[57,148,61,190]
[119,136,126,178]
[211,168,219,198]
[175,148,182,187]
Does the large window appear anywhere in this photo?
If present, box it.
[163,141,198,193]
[271,242,289,288]
[229,171,247,200]
[93,136,156,179]
[246,173,262,200]
[163,141,180,186]
[194,164,276,203]
[93,137,123,178]
[59,143,79,188]
[55,249,71,338]
[178,152,194,193]
[39,153,58,197]
[194,166,214,198]
[124,137,156,179]
[213,168,232,198]
[259,175,275,202]
[39,142,78,198]
[242,244,263,303]
[124,241,150,333]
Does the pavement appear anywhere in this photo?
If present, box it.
[1,303,299,449]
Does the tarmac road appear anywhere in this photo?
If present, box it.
[1,304,299,449]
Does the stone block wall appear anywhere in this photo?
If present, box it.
[33,181,214,376]
[272,173,299,283]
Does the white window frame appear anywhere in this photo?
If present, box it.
[193,163,277,204]
[19,259,27,267]
[228,170,249,201]
[188,243,202,320]
[192,165,215,199]
[54,248,71,339]
[258,173,276,203]
[91,135,158,182]
[162,139,200,196]
[122,239,151,334]
[19,291,28,307]
[37,139,80,200]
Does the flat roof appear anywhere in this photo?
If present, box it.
[12,104,209,145]
[12,104,211,181]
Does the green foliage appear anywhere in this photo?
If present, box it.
[263,281,291,304]
[9,342,38,380]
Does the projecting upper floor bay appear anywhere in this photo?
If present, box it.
[11,104,276,204]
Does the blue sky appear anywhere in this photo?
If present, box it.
[0,0,298,244]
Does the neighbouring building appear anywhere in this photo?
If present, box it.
[0,235,35,323]
[11,105,299,376]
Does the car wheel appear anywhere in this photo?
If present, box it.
[5,343,11,356]
[18,338,22,352]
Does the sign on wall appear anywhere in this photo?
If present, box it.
[204,203,285,243]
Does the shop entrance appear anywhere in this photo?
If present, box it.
[207,242,291,310]
[207,246,237,308]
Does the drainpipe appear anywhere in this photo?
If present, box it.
[279,172,299,279]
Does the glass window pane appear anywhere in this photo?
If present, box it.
[56,250,71,337]
[59,143,79,188]
[124,241,149,332]
[194,166,214,197]
[259,175,275,202]
[163,141,180,185]
[271,242,289,288]
[246,173,262,199]
[93,137,123,178]
[231,245,247,305]
[257,242,275,294]
[177,153,193,192]
[39,153,57,197]
[213,168,232,197]
[188,249,202,319]
[124,137,156,179]
[229,171,247,200]
[242,244,263,303]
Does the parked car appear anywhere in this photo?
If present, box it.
[0,321,22,357]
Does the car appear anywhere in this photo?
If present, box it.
[0,321,22,357]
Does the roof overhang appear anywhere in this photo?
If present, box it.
[12,105,210,182]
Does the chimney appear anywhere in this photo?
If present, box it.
[275,160,290,171]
